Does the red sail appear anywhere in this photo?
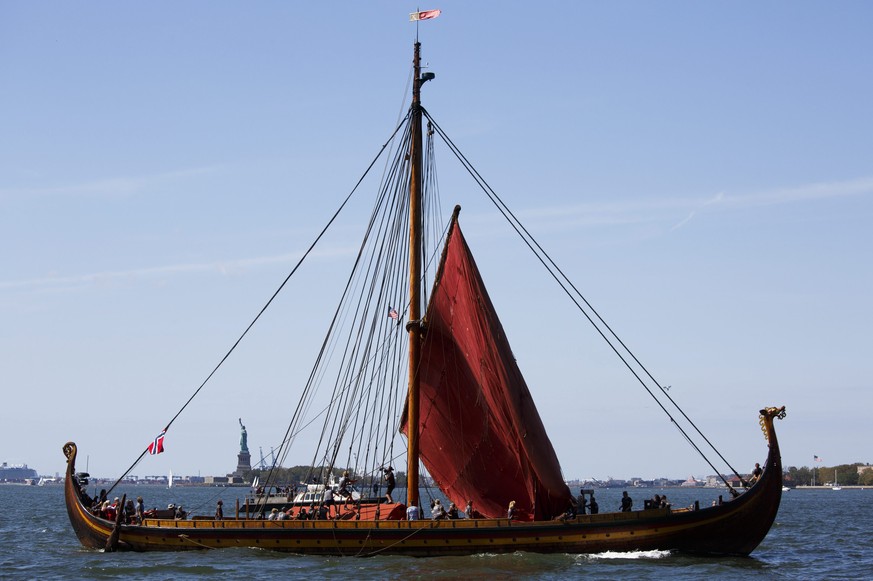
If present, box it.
[403,216,571,520]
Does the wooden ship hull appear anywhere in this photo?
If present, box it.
[62,407,785,556]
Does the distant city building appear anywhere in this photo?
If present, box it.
[205,475,245,485]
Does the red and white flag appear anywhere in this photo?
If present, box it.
[814,455,823,462]
[388,307,399,320]
[148,430,166,455]
[410,9,441,22]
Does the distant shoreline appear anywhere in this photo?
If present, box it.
[791,485,870,490]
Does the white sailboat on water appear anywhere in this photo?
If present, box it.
[168,469,173,489]
[832,469,842,491]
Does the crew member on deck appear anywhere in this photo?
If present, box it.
[431,499,447,519]
[324,487,334,515]
[93,489,108,514]
[749,463,763,484]
[559,502,577,521]
[134,496,144,524]
[338,470,357,501]
[646,494,662,509]
[589,494,599,514]
[447,502,459,519]
[577,488,587,515]
[124,499,135,523]
[105,498,119,521]
[620,491,633,512]
[383,466,396,503]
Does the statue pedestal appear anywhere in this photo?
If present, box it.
[234,451,251,477]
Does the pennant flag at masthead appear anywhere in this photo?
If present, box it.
[410,9,441,22]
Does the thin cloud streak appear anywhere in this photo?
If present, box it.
[0,166,220,200]
[719,177,873,207]
[671,192,725,231]
[4,177,869,292]
[0,246,357,292]
[517,176,873,229]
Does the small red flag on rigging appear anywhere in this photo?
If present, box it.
[148,430,166,455]
[388,307,399,320]
[410,9,441,21]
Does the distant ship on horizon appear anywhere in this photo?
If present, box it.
[0,462,39,482]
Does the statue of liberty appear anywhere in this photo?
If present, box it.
[239,418,249,453]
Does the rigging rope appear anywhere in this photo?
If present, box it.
[423,108,743,489]
[105,114,412,497]
[108,96,746,503]
[262,114,451,501]
[263,115,417,495]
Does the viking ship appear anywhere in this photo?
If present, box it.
[63,39,786,556]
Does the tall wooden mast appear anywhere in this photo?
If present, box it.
[406,41,424,508]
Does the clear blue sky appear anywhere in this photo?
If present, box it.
[2,2,871,481]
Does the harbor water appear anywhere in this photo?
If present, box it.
[1,485,870,579]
